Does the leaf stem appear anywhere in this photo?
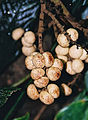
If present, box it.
[4,79,32,120]
[12,73,30,87]
[51,42,57,52]
[4,91,24,120]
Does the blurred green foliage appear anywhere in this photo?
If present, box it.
[0,87,20,107]
[13,113,30,120]
[55,70,88,120]
[55,97,88,120]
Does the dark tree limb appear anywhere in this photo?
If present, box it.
[44,9,64,33]
[38,0,46,53]
[68,74,81,86]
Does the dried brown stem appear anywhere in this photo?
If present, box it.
[44,9,64,33]
[38,0,46,53]
[48,20,53,28]
[66,16,88,39]
[68,74,81,86]
[53,24,58,38]
[56,0,88,39]
[48,21,58,38]
[51,0,70,16]
[34,105,47,120]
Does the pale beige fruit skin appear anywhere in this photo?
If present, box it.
[46,67,61,81]
[80,49,87,60]
[31,52,39,56]
[21,37,33,47]
[27,84,39,100]
[66,61,76,75]
[39,91,54,105]
[31,68,45,80]
[25,56,35,70]
[47,84,60,98]
[57,34,69,47]
[55,45,69,55]
[33,53,45,68]
[22,45,36,56]
[72,59,84,73]
[85,56,88,63]
[61,83,72,96]
[66,28,79,41]
[69,45,83,59]
[57,55,68,63]
[24,31,36,44]
[34,77,49,88]
[43,52,54,67]
[52,58,63,71]
[12,28,24,40]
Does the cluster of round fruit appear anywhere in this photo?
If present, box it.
[55,28,88,75]
[27,83,72,105]
[11,28,73,105]
[25,51,68,104]
[12,28,36,56]
[21,31,36,56]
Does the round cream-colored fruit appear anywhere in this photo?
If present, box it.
[80,49,87,60]
[66,28,79,41]
[66,61,76,75]
[55,45,69,55]
[31,68,45,80]
[46,67,61,81]
[12,28,24,40]
[69,45,83,59]
[47,84,60,98]
[21,37,33,47]
[24,31,36,44]
[43,52,54,67]
[52,58,63,71]
[72,59,84,73]
[39,91,54,105]
[85,56,88,63]
[31,52,39,56]
[27,84,39,100]
[34,77,49,88]
[57,34,69,47]
[57,55,68,63]
[61,83,72,96]
[25,56,35,70]
[22,45,36,56]
[33,53,45,68]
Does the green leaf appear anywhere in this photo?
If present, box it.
[55,97,88,120]
[13,113,30,120]
[75,90,87,101]
[83,108,88,120]
[84,71,88,91]
[0,87,20,108]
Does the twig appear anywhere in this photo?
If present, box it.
[51,0,70,16]
[55,0,88,39]
[68,74,81,86]
[53,24,58,39]
[48,21,58,38]
[48,20,53,28]
[38,0,46,53]
[66,16,88,39]
[34,105,47,120]
[12,73,30,87]
[44,9,64,32]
